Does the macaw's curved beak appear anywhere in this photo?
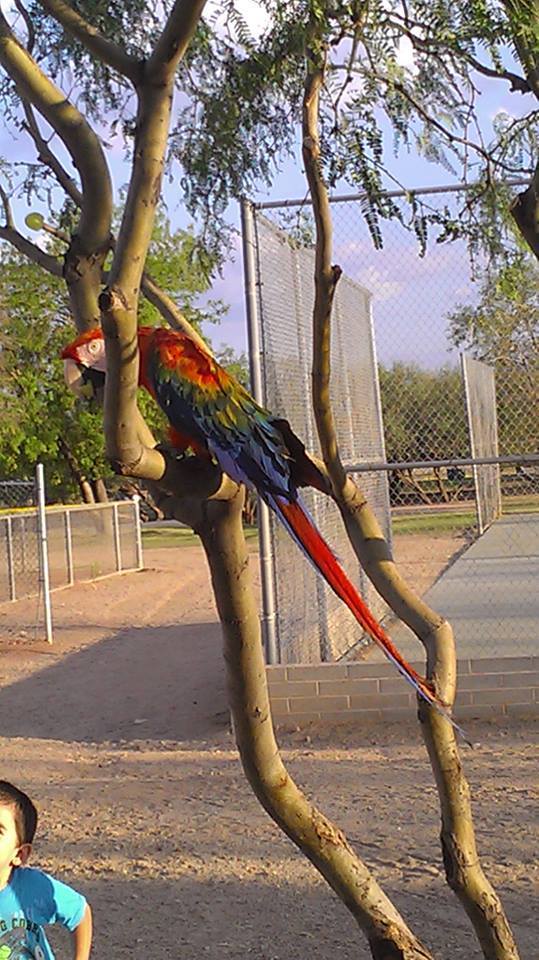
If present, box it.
[63,359,105,397]
[63,357,85,396]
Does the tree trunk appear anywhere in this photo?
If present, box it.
[433,467,450,503]
[198,489,434,960]
[510,162,539,261]
[92,477,108,502]
[58,437,95,503]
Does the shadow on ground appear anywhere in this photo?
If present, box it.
[45,870,534,960]
[0,622,229,743]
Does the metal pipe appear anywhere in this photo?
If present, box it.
[461,354,485,534]
[132,496,144,570]
[256,178,530,211]
[112,502,122,572]
[345,453,539,474]
[64,510,74,585]
[36,463,53,644]
[6,517,16,601]
[241,197,279,665]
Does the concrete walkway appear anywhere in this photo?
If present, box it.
[376,513,539,661]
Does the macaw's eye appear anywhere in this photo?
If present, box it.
[88,339,102,354]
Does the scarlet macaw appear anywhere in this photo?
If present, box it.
[62,325,454,720]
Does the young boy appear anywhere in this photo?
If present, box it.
[0,781,92,960]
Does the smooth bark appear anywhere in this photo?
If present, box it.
[198,490,434,960]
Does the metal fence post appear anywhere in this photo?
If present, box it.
[64,509,74,585]
[112,502,122,572]
[6,516,16,601]
[35,463,53,644]
[132,497,144,570]
[241,196,279,665]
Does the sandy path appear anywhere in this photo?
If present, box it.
[0,542,536,959]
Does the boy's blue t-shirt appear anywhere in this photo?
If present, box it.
[0,867,86,960]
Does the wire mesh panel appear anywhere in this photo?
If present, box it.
[0,480,35,509]
[462,355,501,534]
[0,513,40,602]
[117,501,139,571]
[247,184,538,662]
[253,212,390,663]
[69,505,118,582]
[0,501,143,606]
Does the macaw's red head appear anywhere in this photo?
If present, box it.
[61,328,107,397]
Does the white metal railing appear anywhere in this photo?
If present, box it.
[0,465,144,642]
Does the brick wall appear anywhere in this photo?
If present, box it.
[267,656,539,725]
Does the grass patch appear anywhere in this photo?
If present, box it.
[502,495,539,514]
[392,511,476,536]
[141,524,259,549]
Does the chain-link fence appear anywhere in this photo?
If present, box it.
[250,214,390,662]
[1,470,143,641]
[242,183,539,663]
[0,480,36,510]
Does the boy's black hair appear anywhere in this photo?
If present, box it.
[0,781,38,845]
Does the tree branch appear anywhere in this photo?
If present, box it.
[36,0,140,82]
[501,0,539,99]
[21,98,83,207]
[198,491,434,960]
[510,160,539,259]
[109,0,207,300]
[303,36,520,960]
[140,272,210,350]
[13,0,35,54]
[0,183,63,275]
[371,65,527,175]
[464,52,531,94]
[302,47,347,495]
[100,2,207,482]
[0,12,112,255]
[0,224,63,275]
[388,13,531,94]
[146,0,208,79]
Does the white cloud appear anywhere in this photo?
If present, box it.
[359,266,404,301]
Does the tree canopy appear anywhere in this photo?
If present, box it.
[0,1,537,266]
[0,209,229,497]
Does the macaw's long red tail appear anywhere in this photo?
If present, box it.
[270,494,465,733]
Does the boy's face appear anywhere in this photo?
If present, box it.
[0,804,31,888]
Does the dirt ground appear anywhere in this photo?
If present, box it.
[0,538,536,959]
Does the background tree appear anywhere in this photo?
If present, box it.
[447,253,539,453]
[0,211,227,500]
[380,364,469,502]
[0,252,106,501]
